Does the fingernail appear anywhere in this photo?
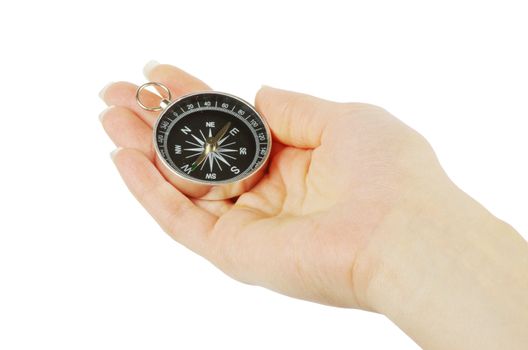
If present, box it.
[261,84,279,90]
[99,105,115,123]
[143,60,160,77]
[260,85,277,92]
[110,147,123,160]
[99,82,114,100]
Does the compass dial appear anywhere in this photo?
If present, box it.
[154,92,271,184]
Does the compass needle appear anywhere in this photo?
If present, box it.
[200,155,208,171]
[218,135,230,146]
[211,121,231,144]
[220,141,236,149]
[191,151,208,171]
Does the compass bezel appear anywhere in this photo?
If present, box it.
[152,91,272,185]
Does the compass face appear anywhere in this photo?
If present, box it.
[154,92,271,184]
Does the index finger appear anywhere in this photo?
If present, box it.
[100,61,211,128]
[144,60,211,96]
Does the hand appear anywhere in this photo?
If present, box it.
[100,62,528,350]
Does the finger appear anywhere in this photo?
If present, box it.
[192,198,234,217]
[100,81,161,127]
[235,146,309,217]
[99,62,211,126]
[143,61,211,95]
[111,147,216,255]
[269,140,286,159]
[255,86,343,148]
[99,106,154,159]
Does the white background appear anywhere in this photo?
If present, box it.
[1,1,527,349]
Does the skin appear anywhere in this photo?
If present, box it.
[99,62,528,350]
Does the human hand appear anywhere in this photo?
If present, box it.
[99,61,425,307]
[100,62,528,349]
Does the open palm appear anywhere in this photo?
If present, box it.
[100,63,444,309]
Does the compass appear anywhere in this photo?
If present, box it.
[136,82,272,195]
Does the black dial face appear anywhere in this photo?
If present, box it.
[154,92,271,184]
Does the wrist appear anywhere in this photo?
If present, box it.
[358,180,528,349]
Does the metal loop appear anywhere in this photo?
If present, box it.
[135,82,172,112]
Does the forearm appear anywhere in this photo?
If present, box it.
[365,183,528,350]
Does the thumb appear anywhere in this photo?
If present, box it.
[255,86,343,148]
